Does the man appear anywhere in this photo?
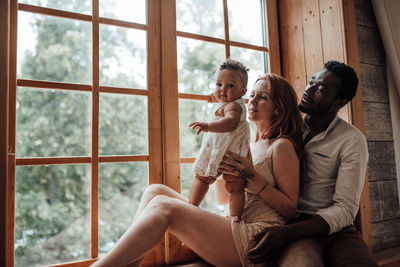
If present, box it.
[247,61,378,266]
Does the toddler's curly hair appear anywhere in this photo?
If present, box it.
[219,59,249,88]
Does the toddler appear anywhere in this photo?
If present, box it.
[189,59,250,221]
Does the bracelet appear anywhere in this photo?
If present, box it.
[257,181,269,194]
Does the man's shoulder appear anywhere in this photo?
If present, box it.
[334,117,366,142]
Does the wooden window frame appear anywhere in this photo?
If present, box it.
[4,0,280,266]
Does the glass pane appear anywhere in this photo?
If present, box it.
[99,162,148,255]
[16,88,91,157]
[230,47,267,97]
[99,94,148,155]
[177,38,225,94]
[100,25,147,89]
[18,0,92,15]
[15,164,91,267]
[181,163,225,214]
[17,12,92,84]
[176,0,224,38]
[179,99,214,158]
[228,0,266,46]
[100,0,146,24]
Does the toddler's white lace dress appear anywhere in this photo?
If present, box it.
[192,98,250,177]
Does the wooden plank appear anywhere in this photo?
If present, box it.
[99,155,149,163]
[374,246,400,267]
[18,3,92,22]
[222,0,230,58]
[180,157,196,164]
[178,93,209,101]
[91,0,100,259]
[367,141,397,182]
[46,258,97,267]
[16,157,91,165]
[342,0,373,248]
[359,64,389,104]
[177,31,225,45]
[279,0,307,97]
[99,17,147,30]
[161,0,182,263]
[17,79,92,91]
[319,0,346,62]
[363,102,393,141]
[229,41,269,52]
[369,180,400,223]
[266,0,281,74]
[301,0,324,81]
[99,86,148,96]
[357,25,386,67]
[372,217,400,252]
[0,0,8,264]
[6,1,17,266]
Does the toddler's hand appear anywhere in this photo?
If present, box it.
[208,92,218,103]
[188,121,208,135]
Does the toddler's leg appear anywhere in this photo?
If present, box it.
[189,174,217,206]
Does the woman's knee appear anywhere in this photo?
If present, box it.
[143,184,170,200]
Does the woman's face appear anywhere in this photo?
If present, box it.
[248,79,277,123]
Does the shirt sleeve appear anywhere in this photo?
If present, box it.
[316,133,369,234]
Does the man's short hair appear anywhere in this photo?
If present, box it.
[324,61,359,102]
[219,59,249,88]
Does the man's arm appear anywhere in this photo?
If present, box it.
[247,215,329,263]
[316,133,368,234]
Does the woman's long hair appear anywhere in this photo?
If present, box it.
[256,74,306,186]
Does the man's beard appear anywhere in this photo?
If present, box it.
[299,103,329,117]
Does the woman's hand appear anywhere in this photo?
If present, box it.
[218,150,255,180]
[188,121,208,135]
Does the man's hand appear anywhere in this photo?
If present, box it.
[247,226,292,264]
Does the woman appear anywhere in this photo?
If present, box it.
[91,74,304,267]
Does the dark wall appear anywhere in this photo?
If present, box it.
[355,0,400,252]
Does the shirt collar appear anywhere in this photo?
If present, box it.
[303,115,341,143]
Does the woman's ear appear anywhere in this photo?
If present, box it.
[274,109,279,116]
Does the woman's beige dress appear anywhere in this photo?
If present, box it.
[231,142,287,267]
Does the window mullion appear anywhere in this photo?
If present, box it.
[91,0,100,259]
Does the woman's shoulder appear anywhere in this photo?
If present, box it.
[271,137,297,154]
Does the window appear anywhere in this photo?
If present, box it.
[7,0,279,266]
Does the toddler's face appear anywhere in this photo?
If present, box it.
[214,69,246,102]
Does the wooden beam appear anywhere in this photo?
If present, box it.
[266,0,281,74]
[342,0,373,249]
[0,0,9,265]
[18,3,92,22]
[161,0,183,264]
[222,0,230,58]
[6,0,17,266]
[91,0,100,259]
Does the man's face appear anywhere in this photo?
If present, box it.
[299,69,343,116]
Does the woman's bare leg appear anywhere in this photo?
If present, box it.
[92,195,242,267]
[113,184,189,267]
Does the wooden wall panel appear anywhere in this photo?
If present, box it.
[360,64,389,103]
[279,0,307,97]
[372,217,400,252]
[367,142,397,182]
[302,0,324,82]
[279,0,373,247]
[369,180,400,223]
[363,102,393,141]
